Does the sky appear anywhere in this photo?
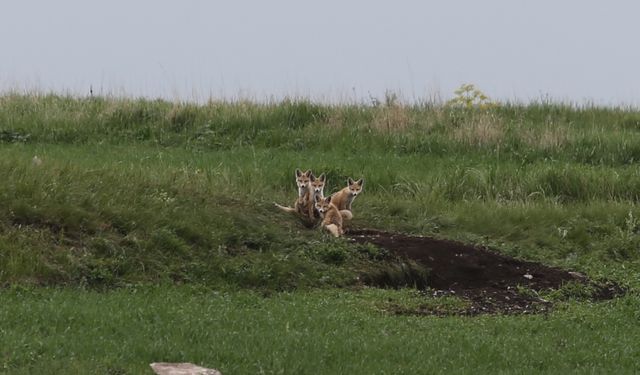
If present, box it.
[1,0,639,105]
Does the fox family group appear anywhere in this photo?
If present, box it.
[275,169,364,237]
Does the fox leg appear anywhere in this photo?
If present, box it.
[307,195,317,219]
[324,224,342,237]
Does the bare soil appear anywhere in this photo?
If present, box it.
[348,229,624,316]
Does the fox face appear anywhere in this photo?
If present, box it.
[295,169,312,190]
[314,195,333,215]
[310,173,326,196]
[347,177,364,196]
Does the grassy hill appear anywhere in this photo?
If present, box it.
[1,93,640,374]
[2,93,639,289]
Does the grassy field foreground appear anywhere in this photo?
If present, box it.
[2,287,640,374]
[1,93,640,373]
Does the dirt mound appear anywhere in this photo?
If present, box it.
[348,229,623,315]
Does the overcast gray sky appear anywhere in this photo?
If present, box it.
[1,0,639,105]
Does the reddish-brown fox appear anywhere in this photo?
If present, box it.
[330,177,364,220]
[275,169,318,225]
[314,195,343,237]
[308,173,326,218]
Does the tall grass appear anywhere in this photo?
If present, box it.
[2,93,640,162]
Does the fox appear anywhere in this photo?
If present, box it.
[275,169,320,226]
[308,173,326,219]
[330,177,364,221]
[294,169,312,197]
[275,168,312,215]
[314,195,343,237]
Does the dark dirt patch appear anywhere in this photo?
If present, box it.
[348,229,624,316]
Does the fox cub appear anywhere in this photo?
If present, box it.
[274,168,311,216]
[330,177,364,221]
[308,172,326,218]
[314,195,343,237]
[276,170,362,236]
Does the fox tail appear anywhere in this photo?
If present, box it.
[339,210,353,221]
[274,202,296,213]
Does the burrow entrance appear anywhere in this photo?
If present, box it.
[348,229,623,315]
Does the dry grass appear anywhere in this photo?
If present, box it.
[452,112,504,146]
[324,104,414,132]
[325,109,349,130]
[520,126,570,150]
[370,104,412,132]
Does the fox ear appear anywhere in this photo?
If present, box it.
[296,169,302,178]
[305,170,312,177]
[347,177,355,185]
[356,178,364,186]
[319,173,326,182]
[310,173,316,181]
[326,195,332,204]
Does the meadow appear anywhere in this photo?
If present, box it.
[1,93,639,374]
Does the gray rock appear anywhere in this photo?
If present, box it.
[150,362,222,375]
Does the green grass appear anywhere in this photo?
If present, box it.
[1,286,639,374]
[0,95,640,290]
[1,93,640,373]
